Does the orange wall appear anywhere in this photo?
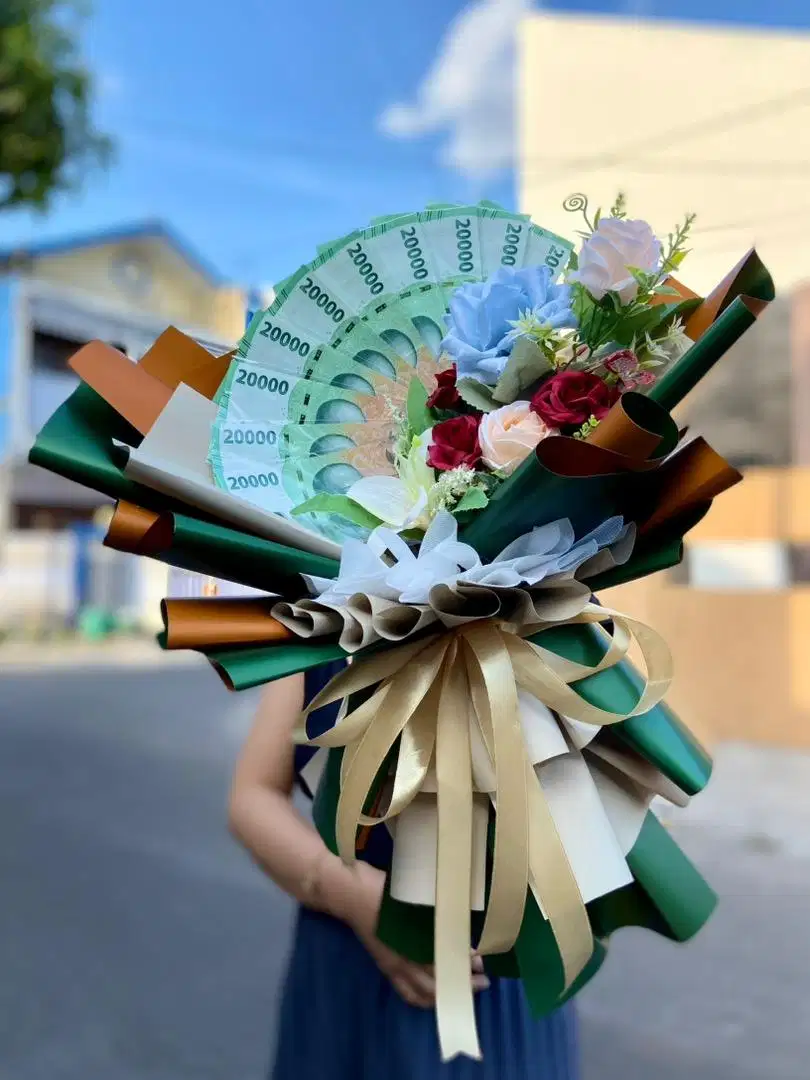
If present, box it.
[601,467,810,749]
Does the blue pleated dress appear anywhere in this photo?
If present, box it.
[270,662,580,1080]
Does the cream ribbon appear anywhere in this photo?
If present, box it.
[295,603,672,1061]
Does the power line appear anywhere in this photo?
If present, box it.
[114,99,810,187]
[521,84,810,182]
[522,156,810,180]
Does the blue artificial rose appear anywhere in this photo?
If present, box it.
[440,265,577,386]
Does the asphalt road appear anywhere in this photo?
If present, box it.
[1,663,808,1080]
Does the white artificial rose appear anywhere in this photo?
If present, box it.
[570,218,662,305]
[478,402,556,476]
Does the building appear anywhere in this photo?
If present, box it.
[519,12,810,746]
[0,222,254,630]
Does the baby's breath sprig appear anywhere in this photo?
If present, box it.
[390,400,414,462]
[428,466,483,514]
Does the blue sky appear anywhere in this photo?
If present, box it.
[2,0,809,289]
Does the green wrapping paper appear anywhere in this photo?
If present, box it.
[23,217,774,1059]
[305,608,715,1013]
[29,383,340,587]
[526,622,711,795]
[313,736,715,1015]
[460,393,679,561]
[29,383,152,505]
[650,252,775,412]
[133,511,339,594]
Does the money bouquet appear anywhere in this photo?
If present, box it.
[29,196,773,1061]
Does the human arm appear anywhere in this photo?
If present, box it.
[228,675,491,1006]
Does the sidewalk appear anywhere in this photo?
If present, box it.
[672,740,810,859]
[0,638,203,673]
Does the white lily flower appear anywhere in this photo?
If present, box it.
[346,429,435,531]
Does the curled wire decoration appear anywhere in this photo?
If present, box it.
[562,193,589,215]
[563,193,593,231]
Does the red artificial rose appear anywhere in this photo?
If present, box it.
[427,365,462,410]
[530,371,619,428]
[428,414,482,472]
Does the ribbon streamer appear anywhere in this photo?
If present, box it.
[296,603,672,1061]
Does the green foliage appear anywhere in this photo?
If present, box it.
[0,1,111,211]
[660,212,696,277]
[454,485,489,513]
[291,493,383,531]
[456,376,498,413]
[492,337,552,404]
[406,376,433,435]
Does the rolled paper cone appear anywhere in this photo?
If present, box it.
[69,341,172,437]
[683,248,769,342]
[461,394,677,560]
[104,501,172,555]
[208,639,349,692]
[161,597,294,650]
[102,499,339,592]
[650,296,769,413]
[584,392,667,460]
[137,326,233,401]
[649,251,774,413]
[638,438,741,536]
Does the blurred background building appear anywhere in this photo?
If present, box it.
[0,223,251,635]
[520,12,810,745]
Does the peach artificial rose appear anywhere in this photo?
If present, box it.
[478,402,557,476]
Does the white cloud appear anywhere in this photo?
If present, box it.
[379,0,532,179]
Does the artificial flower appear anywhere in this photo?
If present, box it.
[426,365,462,410]
[602,349,655,391]
[478,402,556,476]
[428,466,482,514]
[551,332,591,370]
[642,319,692,365]
[346,429,435,531]
[531,371,619,428]
[307,510,631,607]
[569,217,661,304]
[441,266,577,387]
[428,414,482,472]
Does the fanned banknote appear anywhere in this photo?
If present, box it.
[211,201,574,541]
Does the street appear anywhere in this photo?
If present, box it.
[1,662,809,1080]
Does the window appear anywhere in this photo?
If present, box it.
[32,331,127,373]
[788,546,810,584]
[12,505,99,531]
[676,541,789,591]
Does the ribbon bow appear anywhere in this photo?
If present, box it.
[297,603,672,1060]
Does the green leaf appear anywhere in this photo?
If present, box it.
[291,494,382,531]
[456,377,498,412]
[653,284,682,297]
[567,250,579,272]
[612,297,701,348]
[454,486,489,513]
[406,376,433,434]
[0,4,113,213]
[492,338,552,404]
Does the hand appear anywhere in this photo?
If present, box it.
[344,861,490,1009]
